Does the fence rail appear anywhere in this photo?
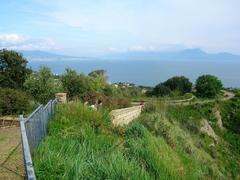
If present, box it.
[19,99,57,180]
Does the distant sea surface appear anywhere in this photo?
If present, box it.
[28,59,240,87]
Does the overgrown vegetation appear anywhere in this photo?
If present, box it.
[0,88,31,115]
[1,49,239,178]
[196,74,223,98]
[33,98,240,179]
[152,76,192,97]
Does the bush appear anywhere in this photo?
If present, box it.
[152,76,192,96]
[24,66,58,104]
[81,92,131,110]
[61,69,91,98]
[163,76,192,94]
[196,75,223,98]
[125,123,147,139]
[0,88,31,115]
[221,98,240,134]
[143,103,158,113]
[152,84,171,97]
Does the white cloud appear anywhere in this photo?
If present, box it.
[0,33,58,50]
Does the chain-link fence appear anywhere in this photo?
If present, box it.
[19,99,57,180]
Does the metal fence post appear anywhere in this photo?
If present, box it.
[19,115,36,180]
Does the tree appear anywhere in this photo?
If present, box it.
[0,49,31,89]
[163,76,192,94]
[61,68,90,98]
[152,84,171,97]
[88,69,108,92]
[24,66,57,104]
[0,88,30,115]
[88,69,106,78]
[195,74,223,98]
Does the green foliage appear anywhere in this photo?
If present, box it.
[81,92,131,110]
[152,84,171,97]
[196,74,223,98]
[24,66,59,104]
[142,102,158,113]
[0,88,31,115]
[152,76,192,97]
[88,69,106,78]
[221,97,240,134]
[61,68,90,98]
[163,76,192,94]
[34,103,152,179]
[88,69,108,92]
[34,101,240,179]
[125,123,147,139]
[0,49,31,89]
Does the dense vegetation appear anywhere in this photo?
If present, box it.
[0,49,31,89]
[152,76,192,97]
[0,49,226,116]
[34,98,240,179]
[196,75,223,98]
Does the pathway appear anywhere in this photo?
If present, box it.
[0,127,24,180]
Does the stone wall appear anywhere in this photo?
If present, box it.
[110,106,142,126]
[0,116,19,128]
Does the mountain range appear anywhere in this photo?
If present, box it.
[104,48,240,61]
[19,48,240,61]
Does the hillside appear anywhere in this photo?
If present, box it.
[33,96,240,179]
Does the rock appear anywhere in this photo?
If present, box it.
[55,93,67,103]
[214,110,224,129]
[200,119,218,142]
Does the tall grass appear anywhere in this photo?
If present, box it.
[33,102,240,179]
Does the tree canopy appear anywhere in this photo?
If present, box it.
[163,76,192,94]
[152,76,192,96]
[195,74,223,98]
[0,49,31,89]
[24,66,59,104]
[61,68,91,98]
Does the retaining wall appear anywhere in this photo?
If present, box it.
[110,106,142,126]
[0,117,19,128]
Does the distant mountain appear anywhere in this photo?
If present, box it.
[104,48,240,61]
[19,50,88,61]
[19,49,240,61]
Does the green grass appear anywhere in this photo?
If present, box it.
[33,101,240,179]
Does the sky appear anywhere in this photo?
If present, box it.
[0,0,240,56]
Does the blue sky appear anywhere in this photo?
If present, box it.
[0,0,240,56]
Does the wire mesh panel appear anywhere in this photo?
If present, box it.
[19,99,57,180]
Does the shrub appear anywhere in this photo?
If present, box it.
[163,76,192,94]
[152,76,192,96]
[61,69,91,99]
[143,103,158,113]
[195,75,223,98]
[221,98,240,134]
[152,84,171,97]
[24,66,58,104]
[81,92,131,110]
[125,123,147,139]
[0,88,31,115]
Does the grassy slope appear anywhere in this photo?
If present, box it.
[33,101,240,179]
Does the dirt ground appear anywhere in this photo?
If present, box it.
[0,127,25,179]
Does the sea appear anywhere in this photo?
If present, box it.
[28,59,240,88]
